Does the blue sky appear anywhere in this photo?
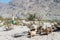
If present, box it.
[0,0,11,3]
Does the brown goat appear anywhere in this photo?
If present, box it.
[37,26,53,35]
[28,29,36,37]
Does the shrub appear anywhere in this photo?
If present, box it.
[27,14,36,21]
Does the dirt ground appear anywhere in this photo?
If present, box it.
[0,26,60,40]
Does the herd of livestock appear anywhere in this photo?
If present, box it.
[19,20,60,37]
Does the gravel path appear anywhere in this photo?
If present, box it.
[0,26,60,40]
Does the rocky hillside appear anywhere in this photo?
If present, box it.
[0,0,60,20]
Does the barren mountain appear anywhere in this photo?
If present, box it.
[0,0,60,20]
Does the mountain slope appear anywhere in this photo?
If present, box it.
[0,0,60,20]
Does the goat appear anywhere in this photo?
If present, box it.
[37,24,53,35]
[28,29,36,38]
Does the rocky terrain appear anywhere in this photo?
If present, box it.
[0,26,60,40]
[0,0,60,20]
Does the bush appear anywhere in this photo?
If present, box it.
[0,16,3,20]
[14,21,20,25]
[27,14,36,21]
